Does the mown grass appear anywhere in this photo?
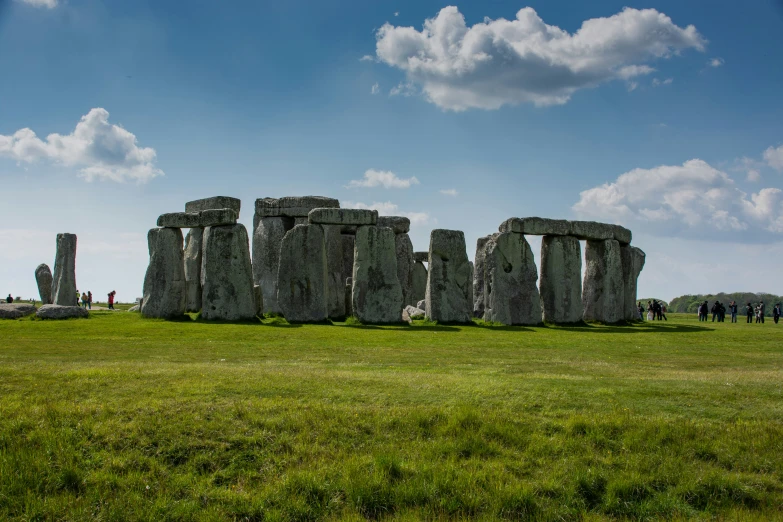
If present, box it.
[0,312,781,520]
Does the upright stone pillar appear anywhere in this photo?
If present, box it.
[483,232,541,325]
[141,228,186,319]
[583,239,624,323]
[540,235,582,323]
[472,234,495,318]
[352,225,403,323]
[184,228,203,312]
[411,260,427,305]
[35,263,53,305]
[621,245,646,321]
[341,235,355,292]
[52,233,77,307]
[378,216,414,306]
[277,225,329,322]
[201,224,257,321]
[425,229,472,323]
[324,225,346,319]
[252,216,292,315]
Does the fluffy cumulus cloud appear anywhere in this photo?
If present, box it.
[343,200,433,226]
[373,6,705,110]
[572,159,783,241]
[17,0,58,8]
[764,144,783,172]
[0,108,163,183]
[346,169,420,189]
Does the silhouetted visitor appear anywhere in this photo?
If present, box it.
[711,302,719,322]
[5,294,12,303]
[108,291,116,310]
[87,291,92,310]
[660,303,668,321]
[759,301,765,324]
[746,302,754,323]
[773,304,781,324]
[729,301,738,323]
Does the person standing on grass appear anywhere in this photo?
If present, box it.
[729,301,738,323]
[711,302,718,322]
[80,292,87,308]
[87,291,92,310]
[660,303,668,321]
[746,302,754,323]
[773,304,781,324]
[759,301,765,324]
[5,294,13,303]
[108,291,116,310]
[638,303,644,320]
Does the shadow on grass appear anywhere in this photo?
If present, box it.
[554,322,714,334]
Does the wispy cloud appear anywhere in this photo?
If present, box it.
[343,201,433,226]
[371,82,380,95]
[346,169,420,189]
[17,0,58,8]
[708,57,724,68]
[439,188,458,197]
[652,77,673,87]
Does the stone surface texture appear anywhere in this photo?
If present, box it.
[341,235,355,291]
[185,196,241,215]
[36,304,89,320]
[183,228,203,312]
[0,303,37,319]
[141,227,186,319]
[308,208,377,226]
[255,196,339,218]
[621,245,646,321]
[411,261,427,306]
[425,229,472,323]
[157,212,200,228]
[199,208,238,227]
[254,285,263,316]
[404,305,425,318]
[413,251,429,263]
[472,234,496,318]
[352,225,403,324]
[376,216,411,234]
[200,224,257,321]
[395,233,415,306]
[324,225,346,318]
[582,239,625,323]
[499,217,631,245]
[52,233,78,307]
[277,225,329,322]
[483,232,541,325]
[540,235,583,323]
[35,263,53,305]
[252,216,292,314]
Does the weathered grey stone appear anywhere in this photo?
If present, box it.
[472,234,496,318]
[294,217,309,227]
[254,285,263,316]
[324,225,346,319]
[186,196,241,215]
[341,235,355,291]
[483,232,541,325]
[416,300,425,310]
[277,225,329,322]
[413,251,429,263]
[36,304,88,320]
[341,225,358,235]
[345,277,353,317]
[184,228,203,313]
[469,261,474,310]
[128,305,140,312]
[499,217,632,245]
[255,196,340,218]
[376,216,411,234]
[395,233,415,306]
[404,305,425,318]
[252,216,293,314]
[52,233,77,307]
[352,225,403,323]
[425,230,472,323]
[141,228,186,319]
[582,239,625,323]
[0,303,37,319]
[411,261,427,305]
[157,212,200,228]
[540,235,582,323]
[621,246,646,321]
[308,208,377,226]
[199,208,237,227]
[201,224,257,321]
[35,263,53,305]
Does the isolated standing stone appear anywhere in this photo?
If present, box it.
[425,229,472,323]
[184,228,203,312]
[540,235,582,323]
[201,224,257,321]
[253,216,292,314]
[411,261,427,306]
[141,228,186,319]
[621,245,646,321]
[35,263,53,305]
[483,232,541,325]
[395,232,415,306]
[352,225,403,323]
[277,225,328,322]
[324,224,346,318]
[582,239,625,323]
[341,235,355,290]
[52,233,77,307]
[472,234,496,318]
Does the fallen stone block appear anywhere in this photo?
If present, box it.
[0,303,37,319]
[36,304,89,320]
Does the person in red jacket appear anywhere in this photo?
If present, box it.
[108,291,116,310]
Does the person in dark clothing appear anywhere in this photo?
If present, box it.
[773,304,781,324]
[729,301,738,323]
[759,302,765,324]
[746,303,754,323]
[711,302,719,322]
[5,294,12,303]
[719,302,727,322]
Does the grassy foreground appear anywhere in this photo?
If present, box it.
[0,313,781,521]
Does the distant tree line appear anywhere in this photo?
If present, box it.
[669,293,782,317]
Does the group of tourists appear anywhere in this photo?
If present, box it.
[76,290,117,310]
[696,300,780,324]
[637,300,667,321]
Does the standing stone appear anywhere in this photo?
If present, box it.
[254,285,263,316]
[277,225,328,322]
[472,234,496,318]
[341,235,355,290]
[141,228,186,319]
[201,224,257,321]
[411,261,427,305]
[621,246,646,321]
[34,263,53,305]
[345,277,353,317]
[469,261,474,309]
[252,216,293,314]
[425,230,472,323]
[540,235,582,323]
[395,233,415,306]
[52,233,77,307]
[483,232,541,325]
[352,226,403,323]
[582,239,625,323]
[183,228,203,312]
[324,224,345,319]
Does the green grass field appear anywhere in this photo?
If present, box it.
[1,312,781,520]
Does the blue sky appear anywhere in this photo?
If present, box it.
[2,0,782,303]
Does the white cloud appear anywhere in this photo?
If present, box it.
[0,108,163,183]
[17,0,58,8]
[360,55,375,62]
[345,169,420,189]
[652,77,673,86]
[394,12,399,17]
[374,6,705,111]
[572,159,783,240]
[371,82,380,95]
[343,200,433,226]
[709,57,724,68]
[389,81,417,97]
[439,188,458,196]
[627,82,639,92]
[763,144,783,172]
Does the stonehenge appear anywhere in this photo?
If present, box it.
[482,232,541,326]
[582,240,625,323]
[141,227,187,319]
[36,304,89,320]
[352,225,403,323]
[52,233,78,307]
[183,228,203,312]
[201,224,257,321]
[277,224,329,322]
[540,236,582,323]
[411,251,428,305]
[377,216,415,306]
[426,230,472,323]
[35,264,53,305]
